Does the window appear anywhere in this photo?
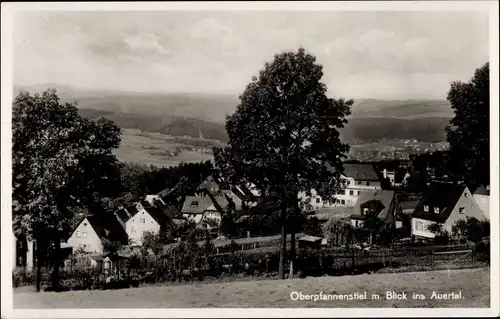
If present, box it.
[423,205,429,212]
[83,222,88,227]
[140,218,146,224]
[131,227,136,234]
[358,191,360,195]
[336,199,340,204]
[464,192,468,197]
[316,197,320,204]
[350,190,354,196]
[346,180,351,185]
[76,231,81,238]
[83,232,88,238]
[434,207,440,214]
[355,220,359,227]
[459,207,465,214]
[366,182,370,186]
[416,221,424,231]
[341,199,345,205]
[191,201,199,207]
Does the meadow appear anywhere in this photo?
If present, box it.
[14,268,490,308]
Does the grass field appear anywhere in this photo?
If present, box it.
[14,268,490,308]
[114,129,218,167]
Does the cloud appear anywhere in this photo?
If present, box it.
[12,11,489,98]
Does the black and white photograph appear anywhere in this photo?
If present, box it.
[1,1,498,317]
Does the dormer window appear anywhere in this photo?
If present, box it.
[423,205,429,212]
[434,207,439,214]
[191,201,199,207]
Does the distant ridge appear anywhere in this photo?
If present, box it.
[15,84,454,143]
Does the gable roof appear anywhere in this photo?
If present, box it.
[181,196,213,214]
[208,194,230,211]
[357,190,395,208]
[412,182,467,223]
[352,190,396,223]
[474,185,490,196]
[342,163,380,181]
[145,206,177,226]
[84,214,129,244]
[198,175,220,193]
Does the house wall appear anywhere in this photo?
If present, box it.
[66,218,104,254]
[411,217,437,239]
[224,191,243,210]
[298,176,382,210]
[473,194,490,219]
[144,195,165,206]
[126,209,160,246]
[443,188,487,234]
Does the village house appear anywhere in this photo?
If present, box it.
[411,182,487,239]
[181,194,231,230]
[473,185,490,220]
[299,163,383,210]
[114,201,179,246]
[65,213,129,254]
[349,190,402,229]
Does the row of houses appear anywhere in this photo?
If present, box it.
[12,163,490,270]
[12,177,262,271]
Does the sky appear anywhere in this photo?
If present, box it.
[13,10,489,99]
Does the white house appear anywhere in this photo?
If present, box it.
[473,185,490,220]
[411,182,487,239]
[114,201,178,246]
[299,163,382,210]
[66,214,129,254]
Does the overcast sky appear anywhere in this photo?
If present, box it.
[13,11,489,99]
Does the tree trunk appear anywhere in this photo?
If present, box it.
[278,204,287,280]
[289,203,298,279]
[51,236,61,291]
[35,240,41,292]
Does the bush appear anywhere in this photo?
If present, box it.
[12,267,35,288]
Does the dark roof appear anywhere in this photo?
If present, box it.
[474,185,490,196]
[85,214,129,245]
[115,208,131,224]
[146,206,173,226]
[412,182,467,223]
[326,163,380,181]
[351,190,398,224]
[401,200,419,211]
[342,164,380,181]
[181,196,213,214]
[126,204,140,217]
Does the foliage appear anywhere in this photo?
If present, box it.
[452,217,490,243]
[322,217,354,247]
[12,89,122,291]
[445,62,489,189]
[214,48,353,278]
[119,160,213,204]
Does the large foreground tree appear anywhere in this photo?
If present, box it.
[214,47,352,279]
[445,62,489,189]
[12,89,122,291]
